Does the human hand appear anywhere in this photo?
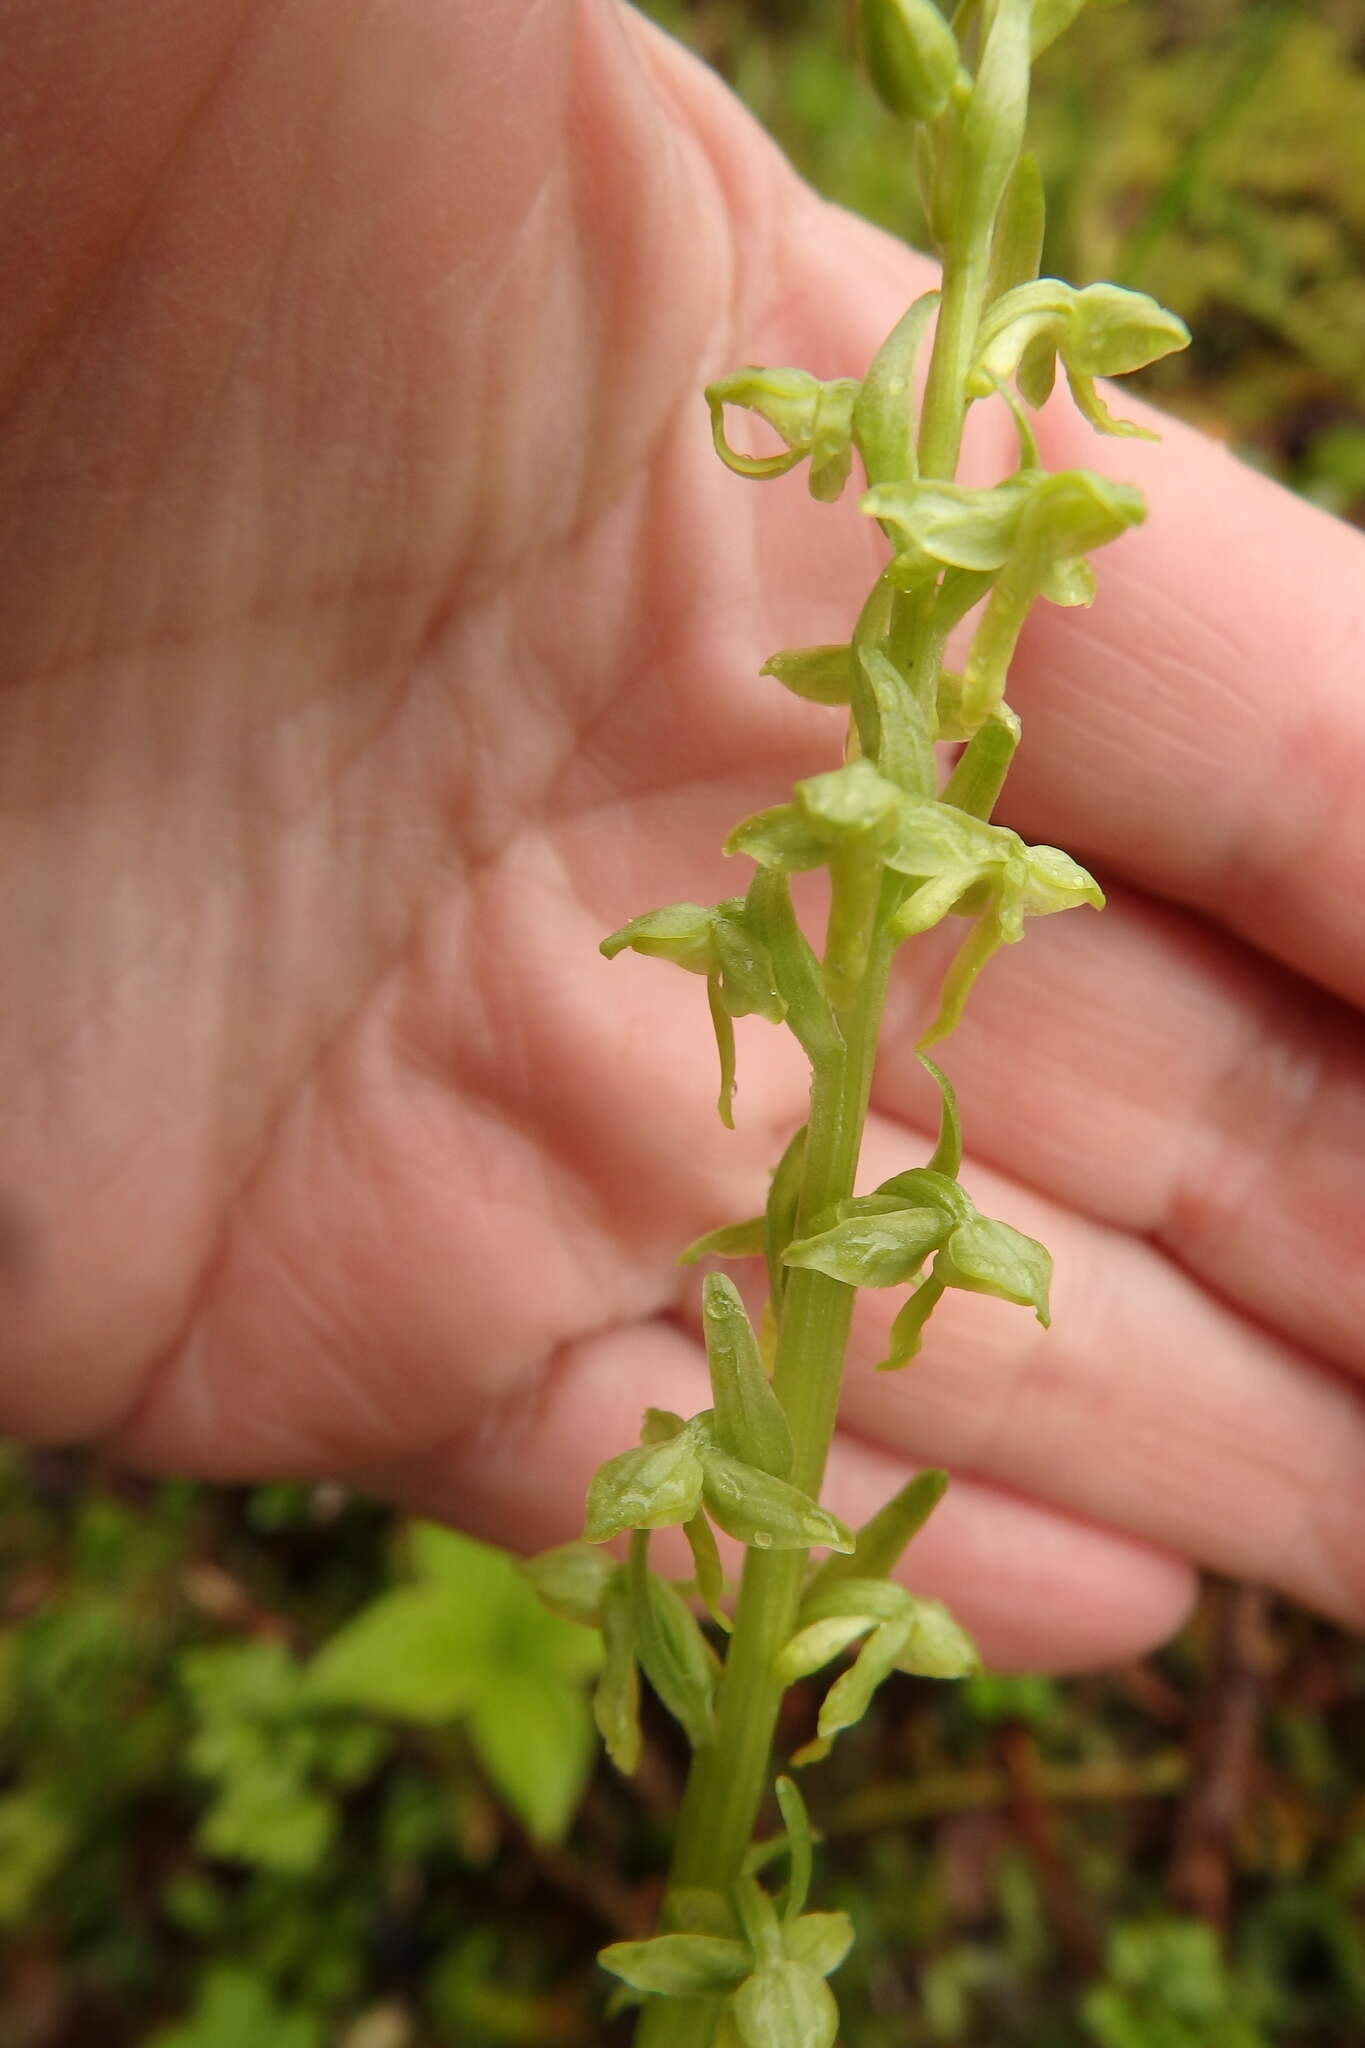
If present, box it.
[2,2,1360,1669]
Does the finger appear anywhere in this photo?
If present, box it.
[371,1317,1196,1676]
[820,1113,1365,1634]
[871,878,1365,1383]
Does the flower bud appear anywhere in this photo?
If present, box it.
[859,0,959,123]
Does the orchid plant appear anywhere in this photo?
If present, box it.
[526,2,1189,2041]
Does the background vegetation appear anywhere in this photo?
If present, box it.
[2,4,1362,2043]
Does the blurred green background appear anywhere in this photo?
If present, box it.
[3,5,1363,2045]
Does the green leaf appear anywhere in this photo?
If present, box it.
[600,1933,752,1997]
[761,643,853,706]
[585,1435,706,1543]
[1019,842,1104,914]
[703,1273,795,1479]
[784,1912,856,1981]
[853,292,940,487]
[859,0,959,122]
[941,1214,1052,1322]
[679,1215,768,1266]
[150,1968,323,2048]
[701,1450,855,1555]
[0,1791,70,1926]
[466,1671,595,1842]
[783,1206,948,1288]
[309,1585,485,1724]
[732,1959,840,2048]
[766,1122,809,1310]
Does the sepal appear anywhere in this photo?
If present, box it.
[706,368,860,501]
[701,1449,855,1555]
[970,278,1191,437]
[599,1933,751,1997]
[521,1541,617,1626]
[679,1215,768,1266]
[782,1206,949,1288]
[584,1435,705,1543]
[731,1961,839,2048]
[760,644,853,707]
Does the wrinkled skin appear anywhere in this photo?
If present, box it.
[2,1,1362,1669]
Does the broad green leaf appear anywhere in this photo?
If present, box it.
[0,1791,70,1926]
[732,1959,840,2048]
[600,1933,752,1997]
[467,1671,595,1843]
[784,1912,856,1980]
[941,1214,1053,1322]
[701,1450,855,1555]
[585,1436,706,1543]
[150,1968,322,2048]
[309,1585,485,1724]
[783,1207,948,1288]
[761,642,852,706]
[680,1216,767,1266]
[859,0,959,123]
[703,1274,794,1479]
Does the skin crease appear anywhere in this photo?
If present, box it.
[1,0,1362,1672]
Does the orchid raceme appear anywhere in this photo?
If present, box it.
[525,2,1188,2039]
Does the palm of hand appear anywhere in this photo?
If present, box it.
[2,2,1361,1669]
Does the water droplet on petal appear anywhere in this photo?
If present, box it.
[752,1529,773,1550]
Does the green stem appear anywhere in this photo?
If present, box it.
[633,146,1002,2048]
[635,913,895,2048]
